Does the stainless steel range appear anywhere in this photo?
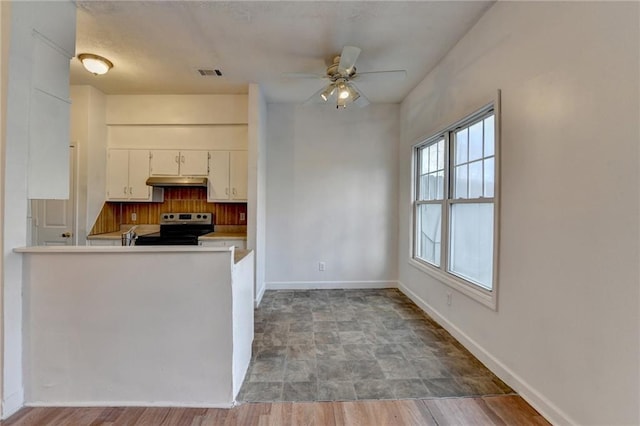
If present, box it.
[135,213,213,246]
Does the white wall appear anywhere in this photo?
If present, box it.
[21,247,251,407]
[106,95,247,125]
[70,85,107,244]
[398,2,639,425]
[266,104,399,289]
[105,95,248,152]
[248,84,268,304]
[2,1,75,418]
[0,0,11,413]
[85,87,107,238]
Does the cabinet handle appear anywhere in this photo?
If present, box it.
[225,188,229,195]
[232,188,237,195]
[181,155,185,163]
[175,155,179,163]
[129,186,133,195]
[124,186,128,194]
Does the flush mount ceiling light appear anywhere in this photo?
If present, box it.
[78,53,113,75]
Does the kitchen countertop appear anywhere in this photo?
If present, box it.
[199,232,247,241]
[234,249,250,264]
[87,224,159,240]
[87,228,246,241]
[87,230,156,240]
[16,245,252,265]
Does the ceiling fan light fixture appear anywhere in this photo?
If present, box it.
[78,53,113,75]
[346,84,360,101]
[336,80,350,100]
[320,84,336,102]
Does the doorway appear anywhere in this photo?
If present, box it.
[32,144,77,246]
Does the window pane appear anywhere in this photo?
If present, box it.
[454,165,468,199]
[419,174,426,200]
[468,161,483,198]
[437,140,445,170]
[455,129,468,165]
[420,148,429,174]
[428,144,438,172]
[436,170,444,200]
[416,204,441,266]
[428,172,437,200]
[484,158,494,198]
[484,115,495,157]
[468,121,483,162]
[449,203,494,290]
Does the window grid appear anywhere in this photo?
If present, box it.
[418,139,445,201]
[452,116,495,201]
[413,107,496,296]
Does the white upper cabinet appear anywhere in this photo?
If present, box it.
[150,150,180,176]
[208,151,230,201]
[106,149,160,202]
[208,151,247,202]
[106,149,129,201]
[181,151,210,176]
[128,150,155,200]
[150,150,209,176]
[230,151,248,200]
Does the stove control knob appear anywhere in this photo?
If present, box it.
[163,214,168,220]
[202,214,207,219]
[197,214,201,219]
[169,214,174,219]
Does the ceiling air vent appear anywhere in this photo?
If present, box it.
[197,69,223,76]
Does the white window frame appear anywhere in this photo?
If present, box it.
[409,94,500,310]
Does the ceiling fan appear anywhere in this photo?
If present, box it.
[285,46,407,109]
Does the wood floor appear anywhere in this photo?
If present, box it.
[1,395,549,425]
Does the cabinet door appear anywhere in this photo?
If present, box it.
[106,149,130,200]
[150,150,180,176]
[230,151,248,200]
[208,151,230,201]
[128,150,151,200]
[180,150,209,176]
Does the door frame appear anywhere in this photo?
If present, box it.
[31,142,77,245]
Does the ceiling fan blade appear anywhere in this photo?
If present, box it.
[283,72,328,80]
[350,83,370,108]
[354,70,407,81]
[338,46,361,75]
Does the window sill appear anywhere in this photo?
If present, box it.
[408,258,497,311]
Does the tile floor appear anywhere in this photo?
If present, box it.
[238,289,513,402]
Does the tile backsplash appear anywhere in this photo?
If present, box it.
[90,187,247,235]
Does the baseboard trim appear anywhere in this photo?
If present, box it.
[2,389,24,420]
[25,400,234,409]
[398,281,575,426]
[266,280,399,290]
[255,283,266,307]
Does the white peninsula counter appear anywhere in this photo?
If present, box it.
[15,245,254,408]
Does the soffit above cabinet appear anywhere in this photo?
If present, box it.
[105,95,248,125]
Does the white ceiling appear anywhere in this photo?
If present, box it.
[71,1,494,103]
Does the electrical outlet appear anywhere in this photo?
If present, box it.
[318,262,326,272]
[446,292,452,306]
[240,212,246,221]
[131,212,137,222]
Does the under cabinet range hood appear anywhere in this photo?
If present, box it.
[145,176,208,187]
